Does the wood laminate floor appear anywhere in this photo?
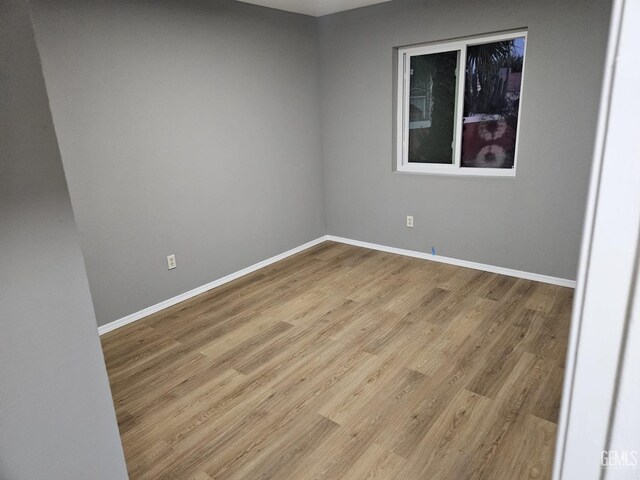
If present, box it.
[101,241,572,480]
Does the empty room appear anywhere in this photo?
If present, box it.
[2,0,639,479]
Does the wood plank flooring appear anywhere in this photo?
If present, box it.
[101,241,572,480]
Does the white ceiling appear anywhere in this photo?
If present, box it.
[235,0,391,17]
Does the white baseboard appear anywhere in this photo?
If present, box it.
[326,235,576,288]
[99,233,575,335]
[97,236,329,335]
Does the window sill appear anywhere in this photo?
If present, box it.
[394,166,517,178]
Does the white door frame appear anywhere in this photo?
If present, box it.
[553,0,640,478]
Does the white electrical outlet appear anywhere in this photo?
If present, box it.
[167,254,177,270]
[406,216,414,228]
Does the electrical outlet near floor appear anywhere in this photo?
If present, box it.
[406,215,414,228]
[167,254,177,270]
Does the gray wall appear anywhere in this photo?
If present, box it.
[26,0,610,331]
[318,0,611,280]
[0,0,128,477]
[29,0,326,326]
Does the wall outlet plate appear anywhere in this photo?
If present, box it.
[167,254,176,270]
[406,216,414,228]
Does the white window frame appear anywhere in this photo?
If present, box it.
[395,30,528,177]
